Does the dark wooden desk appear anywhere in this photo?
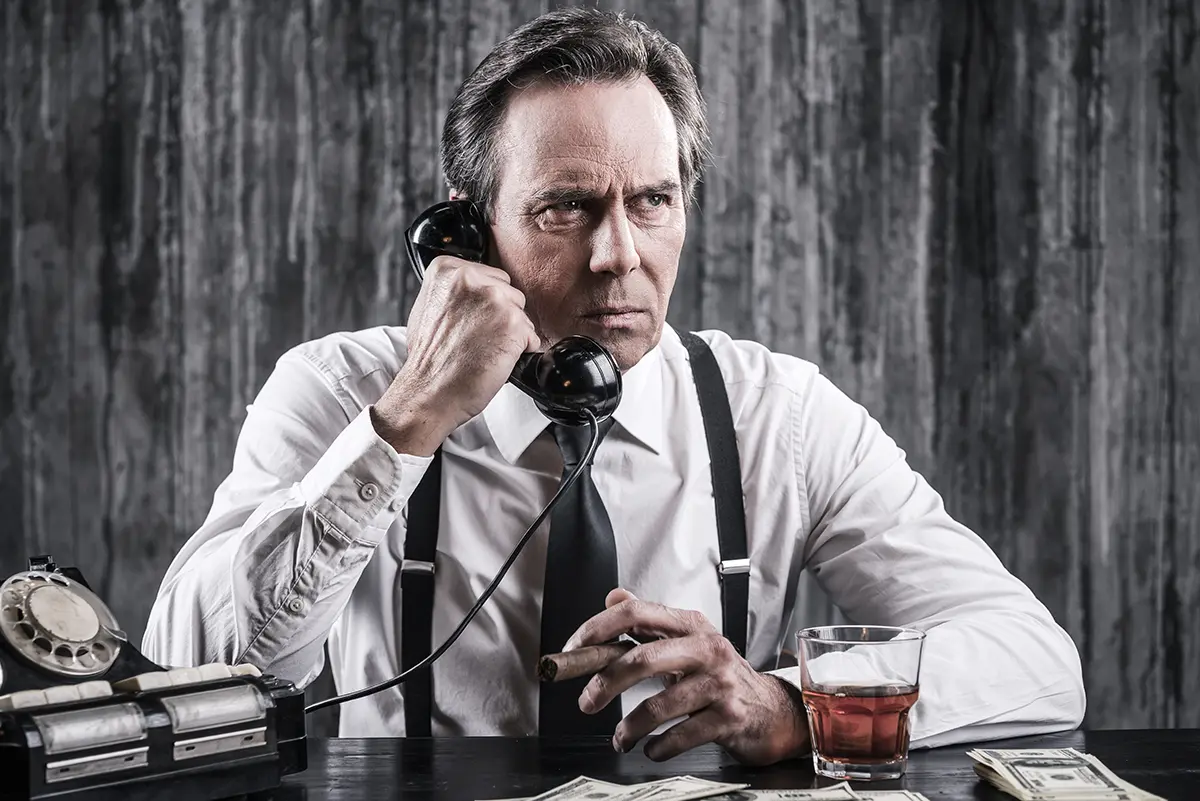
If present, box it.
[248,730,1200,800]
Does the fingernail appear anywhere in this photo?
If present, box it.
[578,689,594,713]
[562,637,579,653]
[612,734,626,753]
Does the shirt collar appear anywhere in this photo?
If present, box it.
[482,328,670,463]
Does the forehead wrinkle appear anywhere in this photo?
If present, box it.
[493,78,681,205]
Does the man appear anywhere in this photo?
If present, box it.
[143,8,1085,766]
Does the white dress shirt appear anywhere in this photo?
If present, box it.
[142,324,1085,748]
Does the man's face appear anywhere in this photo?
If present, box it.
[484,77,686,372]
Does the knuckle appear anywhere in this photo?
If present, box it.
[491,284,516,308]
[674,608,705,632]
[642,695,669,723]
[627,645,653,672]
[442,261,470,290]
[703,634,732,661]
[505,310,531,338]
[687,673,717,708]
[638,599,668,623]
[695,671,721,697]
[425,255,450,278]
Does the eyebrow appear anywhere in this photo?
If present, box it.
[531,179,683,206]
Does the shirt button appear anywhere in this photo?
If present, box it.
[389,498,404,513]
[287,598,304,613]
[359,482,379,502]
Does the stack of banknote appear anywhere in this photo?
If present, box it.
[966,748,1165,800]
[482,776,931,800]
[485,745,1167,801]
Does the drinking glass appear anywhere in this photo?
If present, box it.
[796,625,926,781]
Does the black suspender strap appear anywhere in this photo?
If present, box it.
[400,446,442,737]
[397,330,750,737]
[679,331,751,656]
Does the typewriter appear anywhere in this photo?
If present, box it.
[0,555,307,801]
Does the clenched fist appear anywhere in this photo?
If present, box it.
[372,255,541,456]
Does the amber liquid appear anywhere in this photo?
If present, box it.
[802,684,919,764]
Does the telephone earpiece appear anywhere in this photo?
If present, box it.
[405,200,622,426]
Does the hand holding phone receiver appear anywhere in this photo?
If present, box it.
[405,200,622,426]
[304,202,626,715]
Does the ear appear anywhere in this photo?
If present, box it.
[449,188,467,201]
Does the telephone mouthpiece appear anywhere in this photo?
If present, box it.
[518,336,622,426]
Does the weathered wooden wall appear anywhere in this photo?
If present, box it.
[2,0,1198,737]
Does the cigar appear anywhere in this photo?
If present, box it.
[537,640,637,683]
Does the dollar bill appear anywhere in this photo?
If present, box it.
[481,777,933,801]
[524,775,639,801]
[711,783,861,799]
[504,774,748,801]
[669,786,929,800]
[966,748,1164,801]
[623,775,750,800]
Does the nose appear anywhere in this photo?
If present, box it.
[589,207,640,276]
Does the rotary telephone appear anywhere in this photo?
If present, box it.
[0,555,307,801]
[405,199,622,426]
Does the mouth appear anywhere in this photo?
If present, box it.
[580,308,647,329]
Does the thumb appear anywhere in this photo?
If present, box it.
[605,588,638,608]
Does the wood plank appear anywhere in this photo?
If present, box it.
[696,0,751,338]
[632,0,704,336]
[1160,0,1200,729]
[1091,0,1157,729]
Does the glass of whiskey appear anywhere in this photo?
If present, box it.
[796,625,926,781]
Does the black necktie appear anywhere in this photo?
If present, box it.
[538,418,623,736]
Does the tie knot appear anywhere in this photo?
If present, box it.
[551,419,615,468]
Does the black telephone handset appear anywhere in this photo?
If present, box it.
[405,200,622,426]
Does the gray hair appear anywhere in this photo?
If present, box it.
[440,8,710,214]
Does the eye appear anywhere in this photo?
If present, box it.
[548,200,583,212]
[645,194,667,207]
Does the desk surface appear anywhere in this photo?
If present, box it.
[254,730,1200,800]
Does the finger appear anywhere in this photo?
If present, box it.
[606,588,638,608]
[643,707,726,762]
[612,673,720,753]
[580,636,726,713]
[469,262,513,284]
[429,255,511,285]
[518,314,541,353]
[489,282,527,310]
[563,600,716,652]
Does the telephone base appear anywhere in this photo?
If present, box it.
[0,672,308,801]
[0,556,308,801]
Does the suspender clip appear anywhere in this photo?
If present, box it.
[718,558,750,577]
[401,560,435,576]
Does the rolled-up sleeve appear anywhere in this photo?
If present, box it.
[770,370,1085,748]
[142,349,430,688]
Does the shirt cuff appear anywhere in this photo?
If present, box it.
[767,665,803,694]
[298,406,433,543]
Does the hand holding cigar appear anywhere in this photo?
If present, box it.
[537,639,637,682]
